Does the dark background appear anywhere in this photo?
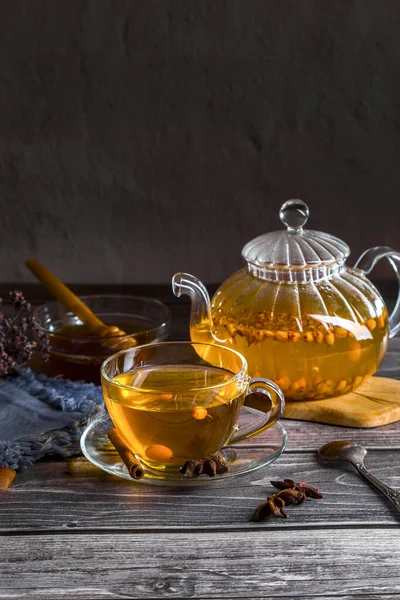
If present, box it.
[1,0,400,285]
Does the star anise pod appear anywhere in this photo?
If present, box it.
[180,452,230,478]
[254,497,286,519]
[253,487,307,520]
[253,479,323,521]
[271,479,323,499]
[0,291,49,376]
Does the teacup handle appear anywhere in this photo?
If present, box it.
[354,246,400,339]
[228,378,285,445]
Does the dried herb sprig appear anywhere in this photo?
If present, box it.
[253,479,323,521]
[0,291,49,376]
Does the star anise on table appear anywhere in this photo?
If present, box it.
[253,479,323,521]
[180,452,230,478]
[271,478,323,499]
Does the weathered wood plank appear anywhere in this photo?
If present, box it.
[186,597,400,600]
[281,418,400,450]
[0,529,399,599]
[1,451,399,532]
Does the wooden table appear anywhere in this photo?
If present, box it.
[1,285,400,600]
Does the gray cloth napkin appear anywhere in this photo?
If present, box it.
[0,368,104,470]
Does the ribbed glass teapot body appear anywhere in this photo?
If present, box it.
[190,266,388,400]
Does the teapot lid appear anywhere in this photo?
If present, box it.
[242,199,350,281]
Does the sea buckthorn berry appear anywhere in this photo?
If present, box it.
[227,324,237,337]
[303,332,314,343]
[335,380,347,393]
[316,381,328,394]
[254,330,264,342]
[324,380,334,394]
[293,377,306,390]
[288,331,301,342]
[349,341,361,362]
[274,376,291,392]
[292,378,307,398]
[264,330,274,339]
[315,331,324,343]
[193,407,209,420]
[334,327,348,338]
[146,444,173,462]
[366,318,376,331]
[275,331,288,342]
[353,375,363,388]
[377,315,385,328]
[324,331,335,345]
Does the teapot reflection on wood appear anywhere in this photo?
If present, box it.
[172,200,400,401]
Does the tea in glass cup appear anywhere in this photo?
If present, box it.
[101,342,285,473]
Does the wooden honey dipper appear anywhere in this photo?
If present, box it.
[25,258,126,338]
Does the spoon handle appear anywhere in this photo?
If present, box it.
[354,462,400,512]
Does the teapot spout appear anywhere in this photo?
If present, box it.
[172,272,213,334]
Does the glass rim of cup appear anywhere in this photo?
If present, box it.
[100,340,249,393]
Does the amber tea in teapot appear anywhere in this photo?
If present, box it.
[189,284,387,400]
[173,200,400,401]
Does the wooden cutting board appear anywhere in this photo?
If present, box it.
[282,377,400,428]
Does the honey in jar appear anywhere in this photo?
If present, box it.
[32,295,170,384]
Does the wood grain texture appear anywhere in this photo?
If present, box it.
[1,451,399,533]
[282,418,400,450]
[0,529,399,599]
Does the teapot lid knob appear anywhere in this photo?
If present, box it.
[279,199,309,232]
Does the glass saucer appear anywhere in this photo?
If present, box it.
[80,408,288,487]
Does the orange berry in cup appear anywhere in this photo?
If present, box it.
[145,444,173,462]
[192,406,209,420]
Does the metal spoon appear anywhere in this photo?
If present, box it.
[318,441,400,512]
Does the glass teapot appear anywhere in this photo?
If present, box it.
[172,200,400,401]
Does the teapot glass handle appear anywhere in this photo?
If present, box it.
[354,246,400,339]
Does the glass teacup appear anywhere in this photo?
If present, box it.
[101,341,285,473]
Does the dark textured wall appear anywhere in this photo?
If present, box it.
[1,0,400,284]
